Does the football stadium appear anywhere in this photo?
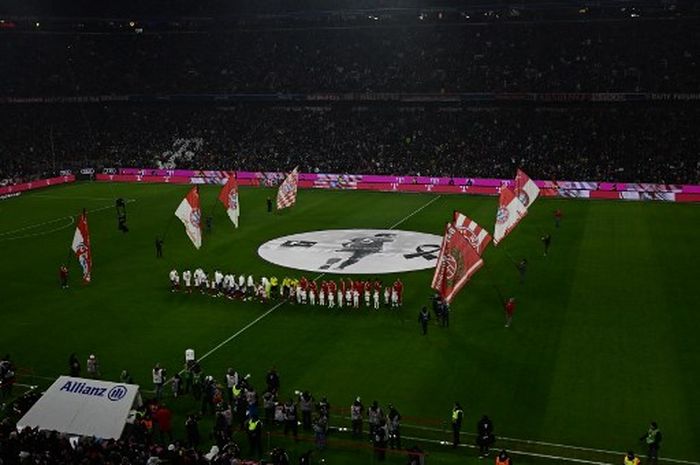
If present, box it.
[1,1,700,465]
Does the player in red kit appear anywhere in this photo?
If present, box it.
[393,279,404,305]
[504,298,516,328]
[554,209,563,228]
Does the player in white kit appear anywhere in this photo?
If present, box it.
[352,289,360,309]
[169,269,179,292]
[182,269,192,292]
[391,288,399,308]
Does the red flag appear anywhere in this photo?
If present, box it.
[175,187,202,249]
[71,212,92,283]
[431,223,484,304]
[452,211,492,256]
[276,167,299,210]
[493,186,528,246]
[513,169,540,209]
[218,175,240,228]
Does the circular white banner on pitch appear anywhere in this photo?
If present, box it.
[257,229,442,275]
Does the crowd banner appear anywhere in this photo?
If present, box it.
[0,175,75,197]
[95,169,700,203]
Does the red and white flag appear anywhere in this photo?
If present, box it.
[71,211,92,283]
[452,211,492,256]
[513,169,540,209]
[175,187,202,249]
[218,175,240,228]
[493,186,528,246]
[431,222,484,304]
[276,167,299,210]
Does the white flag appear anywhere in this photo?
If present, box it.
[276,167,299,210]
[514,169,540,209]
[175,187,202,249]
[218,175,240,228]
[493,186,528,246]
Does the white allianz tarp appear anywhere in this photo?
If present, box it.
[17,376,139,439]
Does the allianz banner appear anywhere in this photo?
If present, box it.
[16,376,139,439]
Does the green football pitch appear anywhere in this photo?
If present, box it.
[1,182,699,465]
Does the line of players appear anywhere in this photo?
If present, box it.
[168,269,404,310]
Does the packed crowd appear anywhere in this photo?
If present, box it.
[169,269,405,310]
[1,103,698,185]
[2,18,699,96]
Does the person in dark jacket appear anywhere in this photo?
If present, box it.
[476,414,495,457]
[418,306,430,335]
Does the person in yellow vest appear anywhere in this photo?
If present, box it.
[246,414,263,457]
[270,276,279,298]
[624,451,641,465]
[639,422,662,465]
[451,402,464,447]
[496,449,512,465]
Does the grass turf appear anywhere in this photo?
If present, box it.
[0,182,698,464]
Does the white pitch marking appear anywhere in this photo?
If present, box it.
[0,199,136,238]
[388,421,699,465]
[401,435,614,465]
[389,195,442,229]
[197,300,287,364]
[30,194,119,201]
